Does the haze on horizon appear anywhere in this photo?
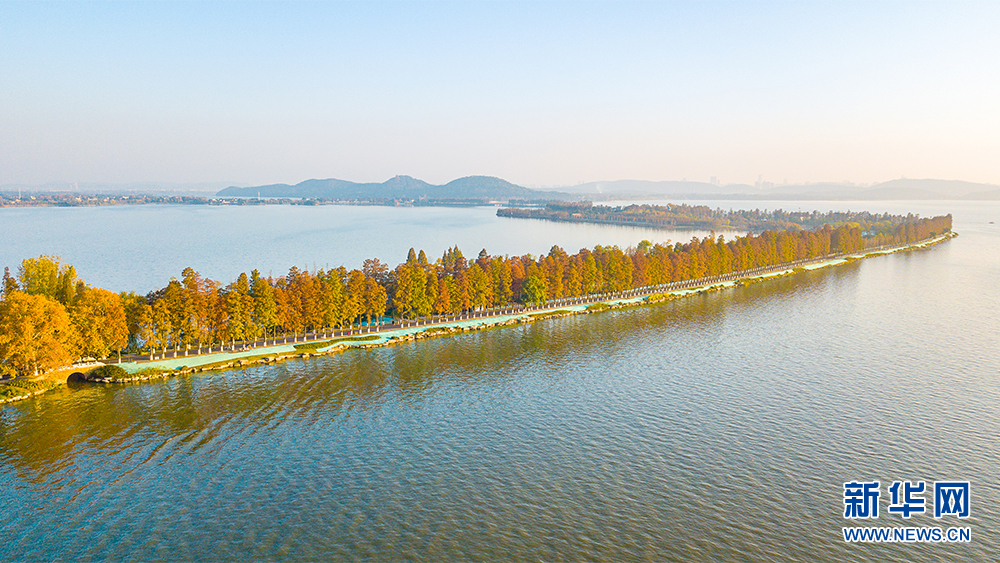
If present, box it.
[2,1,999,189]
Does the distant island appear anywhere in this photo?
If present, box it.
[498,202,920,232]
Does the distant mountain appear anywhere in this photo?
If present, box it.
[438,176,537,198]
[216,175,552,201]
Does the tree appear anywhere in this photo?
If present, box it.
[491,257,513,305]
[424,271,439,314]
[0,292,78,377]
[250,270,277,339]
[224,273,253,342]
[152,299,172,352]
[467,264,493,309]
[582,253,601,294]
[121,292,149,352]
[317,269,345,329]
[453,268,471,312]
[362,258,391,286]
[150,279,184,349]
[285,267,322,332]
[522,274,547,306]
[364,277,387,323]
[70,287,128,359]
[17,254,65,305]
[202,281,224,346]
[178,267,212,348]
[344,269,367,325]
[2,267,18,298]
[564,257,583,297]
[55,265,80,305]
[393,263,429,318]
[434,277,452,314]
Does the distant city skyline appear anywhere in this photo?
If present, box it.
[2,1,998,188]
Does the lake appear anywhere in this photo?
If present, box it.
[0,203,725,293]
[1,200,997,561]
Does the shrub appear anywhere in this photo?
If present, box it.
[88,364,128,380]
[0,386,27,399]
[7,379,45,391]
[294,335,379,351]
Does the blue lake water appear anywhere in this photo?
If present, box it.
[0,203,723,293]
[1,200,997,561]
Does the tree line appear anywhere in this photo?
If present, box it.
[498,202,935,232]
[0,214,951,378]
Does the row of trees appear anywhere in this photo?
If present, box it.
[0,214,951,377]
[499,202,939,232]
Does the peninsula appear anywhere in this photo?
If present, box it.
[1,212,952,395]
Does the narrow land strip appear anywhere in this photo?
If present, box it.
[73,232,954,383]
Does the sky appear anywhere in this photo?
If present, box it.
[2,1,999,188]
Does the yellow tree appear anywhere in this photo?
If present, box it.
[581,253,601,294]
[564,257,583,297]
[17,256,61,300]
[0,292,78,377]
[17,255,81,305]
[467,263,493,310]
[434,277,452,314]
[318,269,345,329]
[250,270,278,340]
[424,271,439,315]
[152,300,172,353]
[344,269,367,326]
[70,287,128,359]
[224,273,253,343]
[491,257,513,305]
[180,267,213,349]
[364,277,387,323]
[393,263,430,319]
[452,269,471,312]
[2,267,17,298]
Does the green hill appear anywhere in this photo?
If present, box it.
[217,175,550,200]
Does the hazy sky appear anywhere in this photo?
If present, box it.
[2,1,999,188]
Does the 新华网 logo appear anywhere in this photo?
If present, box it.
[841,480,971,543]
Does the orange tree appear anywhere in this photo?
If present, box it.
[0,292,78,377]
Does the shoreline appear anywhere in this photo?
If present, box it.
[2,232,956,395]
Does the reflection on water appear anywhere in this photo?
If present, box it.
[1,202,998,562]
